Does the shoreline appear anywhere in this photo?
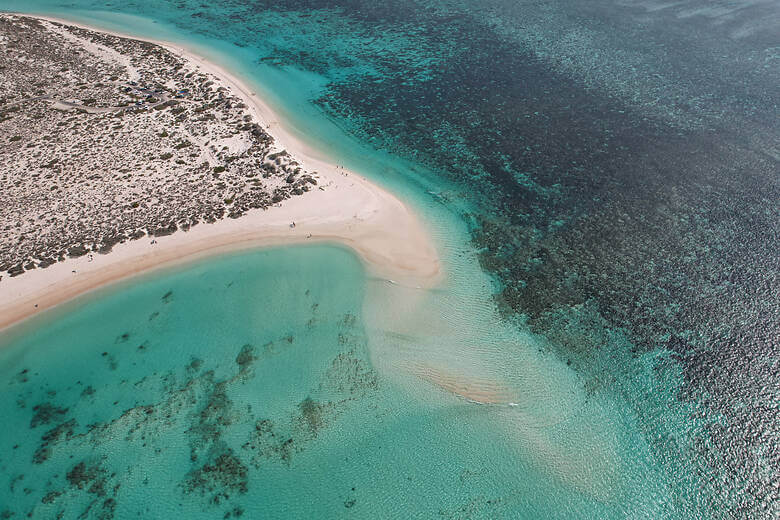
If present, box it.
[0,13,441,333]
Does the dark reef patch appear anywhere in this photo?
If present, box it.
[242,418,296,467]
[297,397,324,435]
[13,368,30,385]
[321,348,379,397]
[182,447,249,505]
[63,459,120,519]
[235,344,257,370]
[66,461,103,490]
[188,375,235,462]
[30,403,69,428]
[33,419,77,464]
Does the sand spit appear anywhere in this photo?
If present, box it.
[0,14,439,332]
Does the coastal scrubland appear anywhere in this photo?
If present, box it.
[0,14,318,279]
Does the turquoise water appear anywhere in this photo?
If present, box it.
[0,246,668,518]
[1,1,777,518]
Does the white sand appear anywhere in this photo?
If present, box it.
[0,15,440,332]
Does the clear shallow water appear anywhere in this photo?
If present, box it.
[0,0,778,518]
[0,246,668,518]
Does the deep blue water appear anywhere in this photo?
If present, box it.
[0,1,778,518]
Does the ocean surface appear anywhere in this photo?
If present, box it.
[0,1,778,519]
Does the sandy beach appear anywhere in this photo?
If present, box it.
[0,14,440,332]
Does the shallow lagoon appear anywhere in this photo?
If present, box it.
[0,246,652,518]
